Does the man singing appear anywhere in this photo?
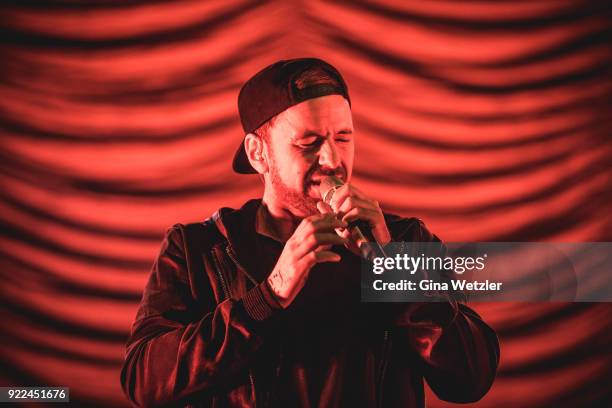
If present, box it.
[121,58,499,407]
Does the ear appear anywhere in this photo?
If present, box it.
[244,133,268,174]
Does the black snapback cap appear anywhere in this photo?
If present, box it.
[233,58,351,174]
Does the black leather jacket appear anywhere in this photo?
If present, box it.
[121,199,499,407]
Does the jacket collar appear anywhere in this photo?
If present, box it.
[213,198,266,280]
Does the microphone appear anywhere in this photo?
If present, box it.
[320,176,387,261]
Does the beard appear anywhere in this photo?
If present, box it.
[268,154,347,218]
[269,163,319,217]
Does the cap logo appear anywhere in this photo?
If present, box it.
[293,67,340,90]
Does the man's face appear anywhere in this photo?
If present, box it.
[264,94,354,217]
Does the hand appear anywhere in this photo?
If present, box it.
[266,213,348,308]
[320,183,391,252]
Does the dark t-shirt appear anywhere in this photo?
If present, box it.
[252,232,385,407]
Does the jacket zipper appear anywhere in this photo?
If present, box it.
[211,249,230,300]
[218,245,257,408]
[225,245,258,285]
[377,330,390,408]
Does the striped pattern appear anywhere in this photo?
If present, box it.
[1,1,610,406]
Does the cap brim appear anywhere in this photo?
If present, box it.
[232,138,257,174]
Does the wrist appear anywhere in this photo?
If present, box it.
[266,272,290,309]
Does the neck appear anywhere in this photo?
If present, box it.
[261,190,302,242]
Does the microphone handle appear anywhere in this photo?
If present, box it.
[348,219,387,260]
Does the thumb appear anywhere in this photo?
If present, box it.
[318,201,347,241]
[317,200,333,214]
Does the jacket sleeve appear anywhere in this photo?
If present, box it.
[389,217,500,403]
[120,225,280,407]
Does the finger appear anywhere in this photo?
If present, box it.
[336,196,377,218]
[304,211,333,223]
[301,250,342,267]
[314,250,341,263]
[347,183,366,197]
[329,184,368,211]
[332,226,362,256]
[317,200,333,215]
[328,184,349,212]
[311,232,347,246]
[311,215,347,232]
[294,232,347,258]
[335,227,350,240]
[299,213,344,236]
[314,243,333,252]
[342,207,378,225]
[342,209,392,246]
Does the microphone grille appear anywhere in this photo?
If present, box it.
[321,176,344,204]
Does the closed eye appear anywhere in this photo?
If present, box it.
[336,129,352,142]
[298,136,321,148]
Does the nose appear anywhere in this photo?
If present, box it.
[318,139,341,169]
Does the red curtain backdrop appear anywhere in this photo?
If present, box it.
[1,1,611,406]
